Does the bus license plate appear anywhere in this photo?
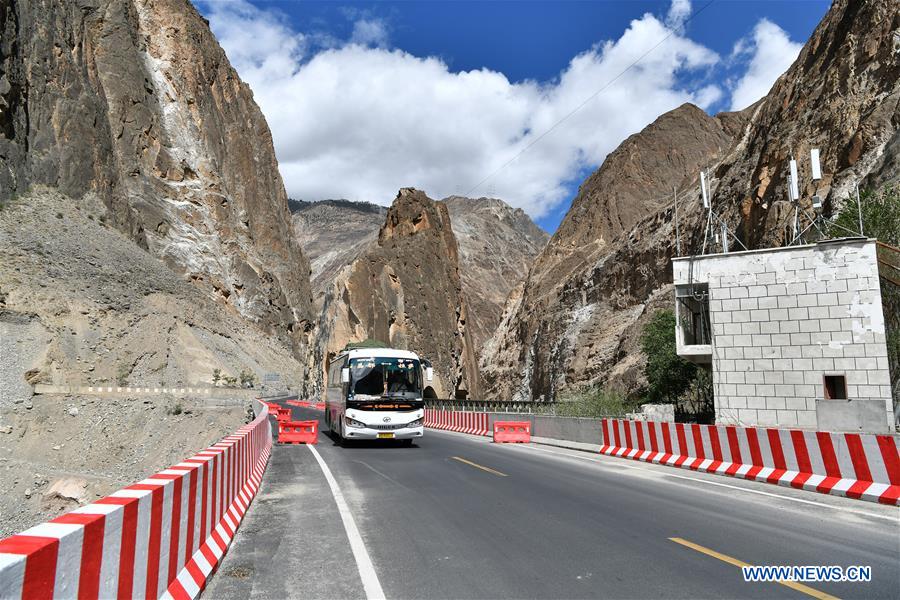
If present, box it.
[378,433,394,439]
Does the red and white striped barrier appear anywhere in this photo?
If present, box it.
[0,400,273,599]
[600,419,900,505]
[424,409,490,436]
[284,399,324,411]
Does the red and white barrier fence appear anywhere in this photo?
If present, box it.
[424,409,490,436]
[0,400,273,599]
[285,399,325,411]
[600,419,900,505]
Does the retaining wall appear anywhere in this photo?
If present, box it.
[424,409,603,443]
[0,399,273,599]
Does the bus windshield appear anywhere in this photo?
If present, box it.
[349,357,422,399]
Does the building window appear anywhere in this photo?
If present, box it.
[823,374,848,400]
[676,283,710,345]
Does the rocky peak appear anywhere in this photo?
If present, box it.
[548,103,741,255]
[317,189,480,399]
[378,188,452,246]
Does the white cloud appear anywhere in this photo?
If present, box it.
[729,19,802,111]
[201,0,722,219]
[350,18,390,47]
[666,0,692,30]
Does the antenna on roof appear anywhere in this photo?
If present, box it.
[700,170,710,209]
[810,149,822,181]
[788,158,800,202]
[786,148,834,246]
[673,186,681,256]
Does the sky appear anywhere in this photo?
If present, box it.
[195,0,829,232]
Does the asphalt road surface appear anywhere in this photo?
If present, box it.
[204,401,900,599]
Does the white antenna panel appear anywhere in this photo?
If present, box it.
[789,159,800,201]
[700,171,709,209]
[810,149,822,180]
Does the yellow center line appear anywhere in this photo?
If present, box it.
[451,456,508,477]
[669,537,840,600]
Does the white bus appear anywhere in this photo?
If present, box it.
[325,347,433,446]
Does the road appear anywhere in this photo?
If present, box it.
[204,402,900,599]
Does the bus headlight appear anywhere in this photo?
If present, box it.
[344,416,366,428]
[406,418,423,428]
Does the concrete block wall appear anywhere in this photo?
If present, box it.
[674,240,893,432]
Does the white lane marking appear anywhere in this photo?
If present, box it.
[504,442,899,523]
[308,444,386,600]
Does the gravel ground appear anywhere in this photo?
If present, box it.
[0,187,297,536]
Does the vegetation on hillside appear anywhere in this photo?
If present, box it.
[828,184,900,245]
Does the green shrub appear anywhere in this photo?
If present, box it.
[640,310,697,405]
[555,387,631,418]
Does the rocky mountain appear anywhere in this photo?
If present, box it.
[291,199,388,298]
[0,0,318,533]
[317,189,480,398]
[293,195,548,356]
[443,197,549,351]
[482,104,753,401]
[483,0,900,402]
[0,0,315,370]
[708,0,900,247]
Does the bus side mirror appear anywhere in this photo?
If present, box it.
[341,368,350,384]
[425,367,434,382]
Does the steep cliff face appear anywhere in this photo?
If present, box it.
[442,197,549,352]
[0,0,315,369]
[291,200,387,299]
[318,189,480,398]
[482,104,751,400]
[710,0,900,247]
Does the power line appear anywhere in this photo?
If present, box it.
[464,0,717,198]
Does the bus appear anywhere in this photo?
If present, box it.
[325,347,433,446]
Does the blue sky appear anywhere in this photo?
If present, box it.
[197,0,829,232]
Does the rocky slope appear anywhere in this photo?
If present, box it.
[709,0,900,246]
[291,200,388,299]
[483,0,900,402]
[0,0,315,368]
[0,186,301,535]
[443,197,549,352]
[317,189,480,398]
[482,104,752,401]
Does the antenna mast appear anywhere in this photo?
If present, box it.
[673,186,681,256]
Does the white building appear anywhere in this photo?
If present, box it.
[672,238,893,433]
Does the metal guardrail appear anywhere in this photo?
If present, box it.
[424,399,624,418]
[424,399,554,414]
[877,241,900,286]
